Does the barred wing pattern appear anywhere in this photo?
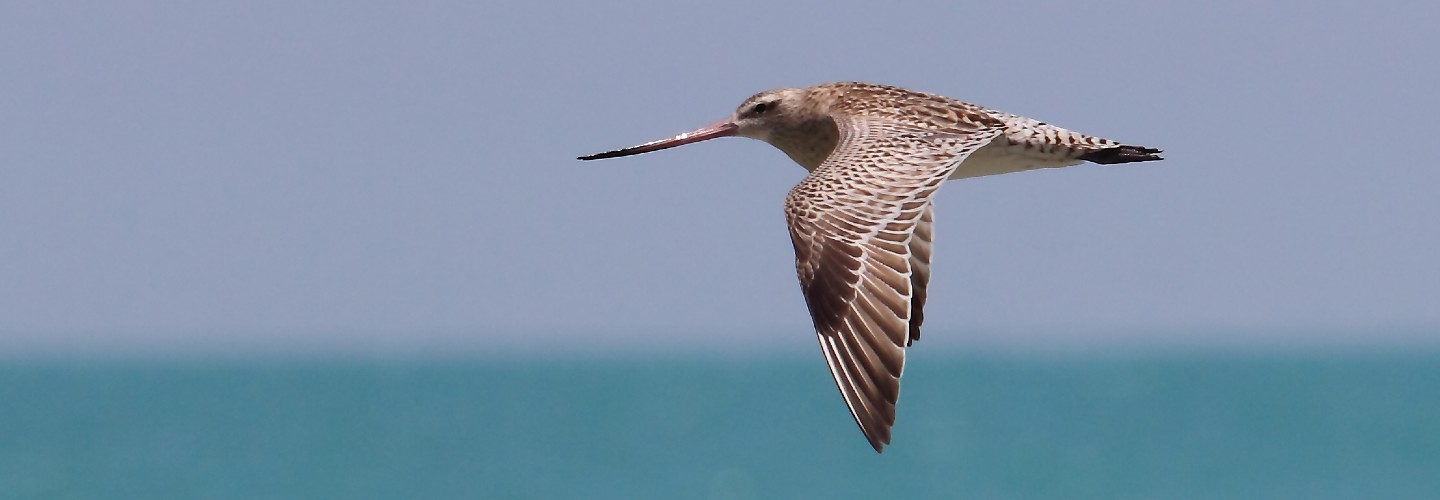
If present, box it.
[784,115,1004,452]
[907,203,933,345]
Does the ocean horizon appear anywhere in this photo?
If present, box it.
[2,345,1437,499]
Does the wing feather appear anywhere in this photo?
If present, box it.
[785,114,1002,452]
[908,203,934,345]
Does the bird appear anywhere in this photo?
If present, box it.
[578,82,1162,452]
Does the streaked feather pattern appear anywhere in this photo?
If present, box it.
[578,82,1162,452]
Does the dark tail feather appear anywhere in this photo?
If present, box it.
[1078,145,1164,164]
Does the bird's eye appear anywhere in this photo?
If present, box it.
[751,102,769,114]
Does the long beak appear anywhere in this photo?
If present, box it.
[578,120,737,160]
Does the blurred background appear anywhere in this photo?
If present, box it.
[2,1,1437,498]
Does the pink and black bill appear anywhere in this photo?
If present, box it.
[578,120,737,160]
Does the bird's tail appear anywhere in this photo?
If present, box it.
[1078,145,1164,164]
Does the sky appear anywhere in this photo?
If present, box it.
[3,1,1438,354]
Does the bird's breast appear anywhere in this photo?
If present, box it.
[764,118,840,171]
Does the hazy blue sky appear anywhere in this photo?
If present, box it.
[3,1,1437,354]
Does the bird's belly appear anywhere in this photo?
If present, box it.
[948,141,1082,180]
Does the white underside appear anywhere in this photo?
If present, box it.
[947,139,1082,180]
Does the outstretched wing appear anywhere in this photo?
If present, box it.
[907,203,933,346]
[784,115,1002,452]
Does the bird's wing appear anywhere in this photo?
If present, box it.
[784,115,1003,452]
[907,203,933,346]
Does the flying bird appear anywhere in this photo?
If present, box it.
[578,82,1162,452]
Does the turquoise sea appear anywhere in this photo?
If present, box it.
[2,350,1437,499]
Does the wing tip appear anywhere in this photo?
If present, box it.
[867,433,890,453]
[817,333,900,454]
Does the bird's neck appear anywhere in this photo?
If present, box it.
[766,118,839,171]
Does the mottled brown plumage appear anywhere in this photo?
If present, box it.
[579,82,1162,452]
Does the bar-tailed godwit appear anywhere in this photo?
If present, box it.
[579,82,1162,452]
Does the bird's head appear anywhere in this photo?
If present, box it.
[578,86,837,169]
